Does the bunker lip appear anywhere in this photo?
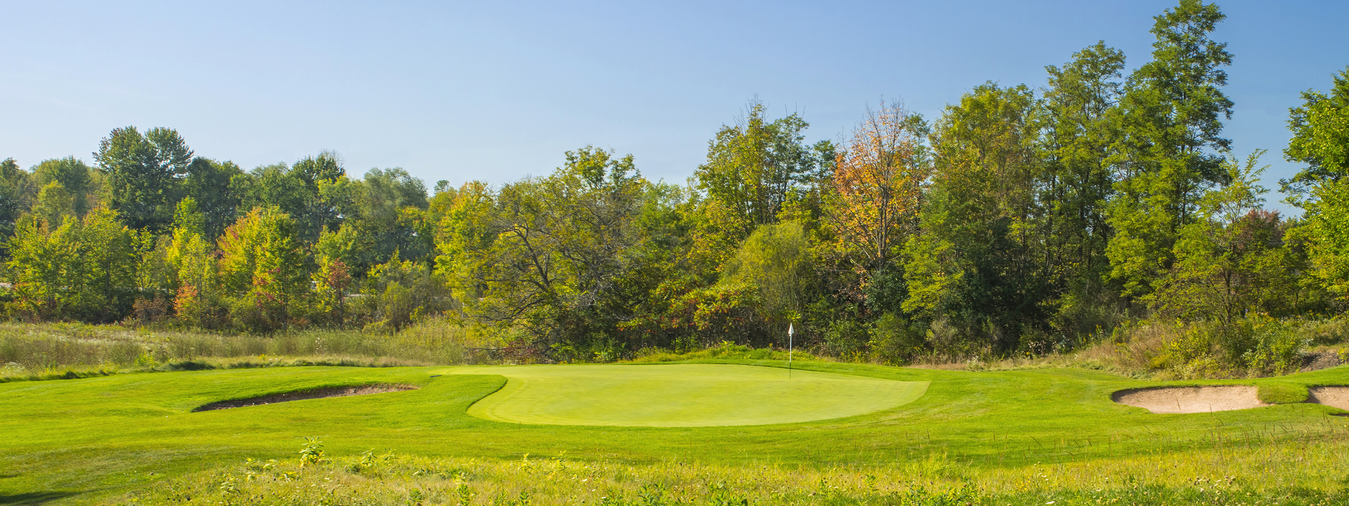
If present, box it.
[1112,385,1268,414]
[192,384,418,412]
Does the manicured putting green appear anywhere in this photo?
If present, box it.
[444,364,929,427]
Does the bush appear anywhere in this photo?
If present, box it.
[869,313,926,365]
[356,254,451,334]
[820,318,869,360]
[1144,315,1307,379]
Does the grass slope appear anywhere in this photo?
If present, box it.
[450,363,928,427]
[0,360,1347,503]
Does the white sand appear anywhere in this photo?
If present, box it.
[1308,386,1349,411]
[1113,386,1268,414]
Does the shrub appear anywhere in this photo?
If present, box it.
[869,313,926,365]
[1142,315,1307,379]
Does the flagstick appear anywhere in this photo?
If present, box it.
[787,323,793,379]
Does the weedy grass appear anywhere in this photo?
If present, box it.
[1,359,1347,504]
[0,321,473,382]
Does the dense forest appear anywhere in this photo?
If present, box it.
[2,0,1347,375]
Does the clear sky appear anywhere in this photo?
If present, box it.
[3,1,1346,211]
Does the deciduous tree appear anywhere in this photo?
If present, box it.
[1106,0,1233,297]
[94,126,193,233]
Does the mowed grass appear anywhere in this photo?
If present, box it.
[1,359,1348,504]
[450,364,928,427]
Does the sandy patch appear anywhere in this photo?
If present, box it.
[1308,386,1349,411]
[1113,386,1268,414]
[193,384,417,412]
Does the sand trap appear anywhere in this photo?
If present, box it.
[1308,386,1349,411]
[192,384,417,412]
[1113,386,1268,414]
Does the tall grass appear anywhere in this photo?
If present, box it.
[0,319,479,381]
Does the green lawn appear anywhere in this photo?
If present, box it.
[1,359,1347,504]
[450,363,928,427]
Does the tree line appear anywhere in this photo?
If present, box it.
[2,0,1347,366]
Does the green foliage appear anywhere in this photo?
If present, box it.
[347,167,431,271]
[1284,67,1349,303]
[167,198,225,328]
[183,157,245,242]
[94,126,194,233]
[721,221,812,321]
[1106,0,1234,297]
[31,181,73,228]
[6,208,139,322]
[31,157,95,217]
[869,313,927,365]
[1148,315,1307,379]
[217,206,309,333]
[1283,66,1349,199]
[299,437,325,467]
[311,225,358,325]
[693,100,831,251]
[1151,152,1318,321]
[1041,42,1128,334]
[437,147,652,356]
[0,158,36,254]
[359,252,450,334]
[903,82,1050,353]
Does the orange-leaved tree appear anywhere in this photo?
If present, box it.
[828,100,929,291]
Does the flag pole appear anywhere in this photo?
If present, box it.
[787,323,793,379]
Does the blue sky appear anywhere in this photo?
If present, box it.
[3,1,1346,211]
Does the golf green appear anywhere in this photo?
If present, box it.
[441,363,929,427]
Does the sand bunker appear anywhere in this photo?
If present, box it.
[1113,386,1268,414]
[1308,386,1349,411]
[193,384,417,412]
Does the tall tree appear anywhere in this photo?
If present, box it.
[827,100,929,311]
[693,101,831,248]
[7,208,139,322]
[1041,42,1128,333]
[217,206,309,332]
[346,167,429,273]
[1152,152,1279,322]
[903,83,1049,353]
[94,126,194,233]
[1284,67,1349,300]
[438,147,648,357]
[1106,0,1233,297]
[0,158,37,248]
[182,157,245,242]
[31,157,94,217]
[166,198,222,328]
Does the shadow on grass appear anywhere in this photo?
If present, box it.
[0,491,81,505]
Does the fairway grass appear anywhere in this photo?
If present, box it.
[447,363,929,426]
